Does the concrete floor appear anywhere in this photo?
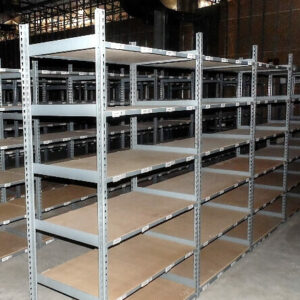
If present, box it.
[0,213,299,300]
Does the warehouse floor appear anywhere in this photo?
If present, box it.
[0,213,299,300]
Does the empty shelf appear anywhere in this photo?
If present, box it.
[222,128,284,140]
[0,170,25,187]
[149,171,248,201]
[47,149,192,182]
[264,196,300,217]
[258,122,300,132]
[0,202,26,225]
[255,147,300,161]
[255,172,300,191]
[289,139,300,147]
[209,156,283,176]
[0,231,27,261]
[151,206,248,246]
[212,185,281,212]
[227,214,281,244]
[0,106,22,112]
[160,135,249,156]
[169,239,247,286]
[44,191,194,245]
[128,277,194,300]
[42,235,193,299]
[288,159,300,172]
[11,184,96,212]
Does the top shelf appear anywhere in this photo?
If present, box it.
[28,35,256,70]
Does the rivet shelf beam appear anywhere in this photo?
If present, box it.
[20,8,204,300]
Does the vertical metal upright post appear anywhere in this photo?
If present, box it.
[160,70,165,100]
[0,67,4,181]
[282,54,293,221]
[84,82,88,102]
[95,8,108,300]
[130,63,138,190]
[247,45,258,248]
[32,61,42,224]
[120,68,125,105]
[0,72,5,177]
[0,59,2,107]
[42,82,47,103]
[236,72,243,128]
[267,74,273,122]
[0,111,6,200]
[194,32,203,296]
[154,69,158,100]
[266,74,273,147]
[236,72,243,156]
[12,80,19,138]
[67,64,75,158]
[19,23,38,299]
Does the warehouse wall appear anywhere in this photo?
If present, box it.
[218,0,300,66]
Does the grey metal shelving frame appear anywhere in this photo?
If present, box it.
[20,8,202,300]
[19,7,298,300]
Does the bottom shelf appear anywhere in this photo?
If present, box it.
[128,278,194,300]
[227,213,282,244]
[42,235,193,299]
[0,231,27,262]
[168,239,248,287]
[265,196,300,217]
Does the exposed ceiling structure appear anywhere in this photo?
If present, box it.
[0,0,221,41]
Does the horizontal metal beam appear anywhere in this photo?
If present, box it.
[134,186,195,202]
[203,167,250,177]
[38,274,98,300]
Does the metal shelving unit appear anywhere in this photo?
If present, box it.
[20,8,203,300]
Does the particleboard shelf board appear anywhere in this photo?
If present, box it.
[227,214,281,243]
[45,191,194,243]
[149,171,247,199]
[42,235,193,299]
[151,206,247,245]
[169,239,247,286]
[213,185,281,211]
[0,231,27,260]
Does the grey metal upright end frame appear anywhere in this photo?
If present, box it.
[20,9,109,299]
[194,32,203,297]
[95,8,108,300]
[19,23,38,299]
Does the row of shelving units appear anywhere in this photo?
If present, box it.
[16,6,300,300]
[0,7,297,300]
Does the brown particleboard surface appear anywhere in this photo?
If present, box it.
[45,191,193,243]
[149,171,247,198]
[210,157,282,174]
[0,202,26,223]
[151,206,247,245]
[11,185,96,209]
[169,239,247,286]
[227,214,281,243]
[42,235,193,299]
[213,185,281,210]
[0,231,27,259]
[161,136,247,154]
[264,196,300,216]
[127,278,194,300]
[255,172,300,190]
[53,150,191,178]
[0,170,24,185]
